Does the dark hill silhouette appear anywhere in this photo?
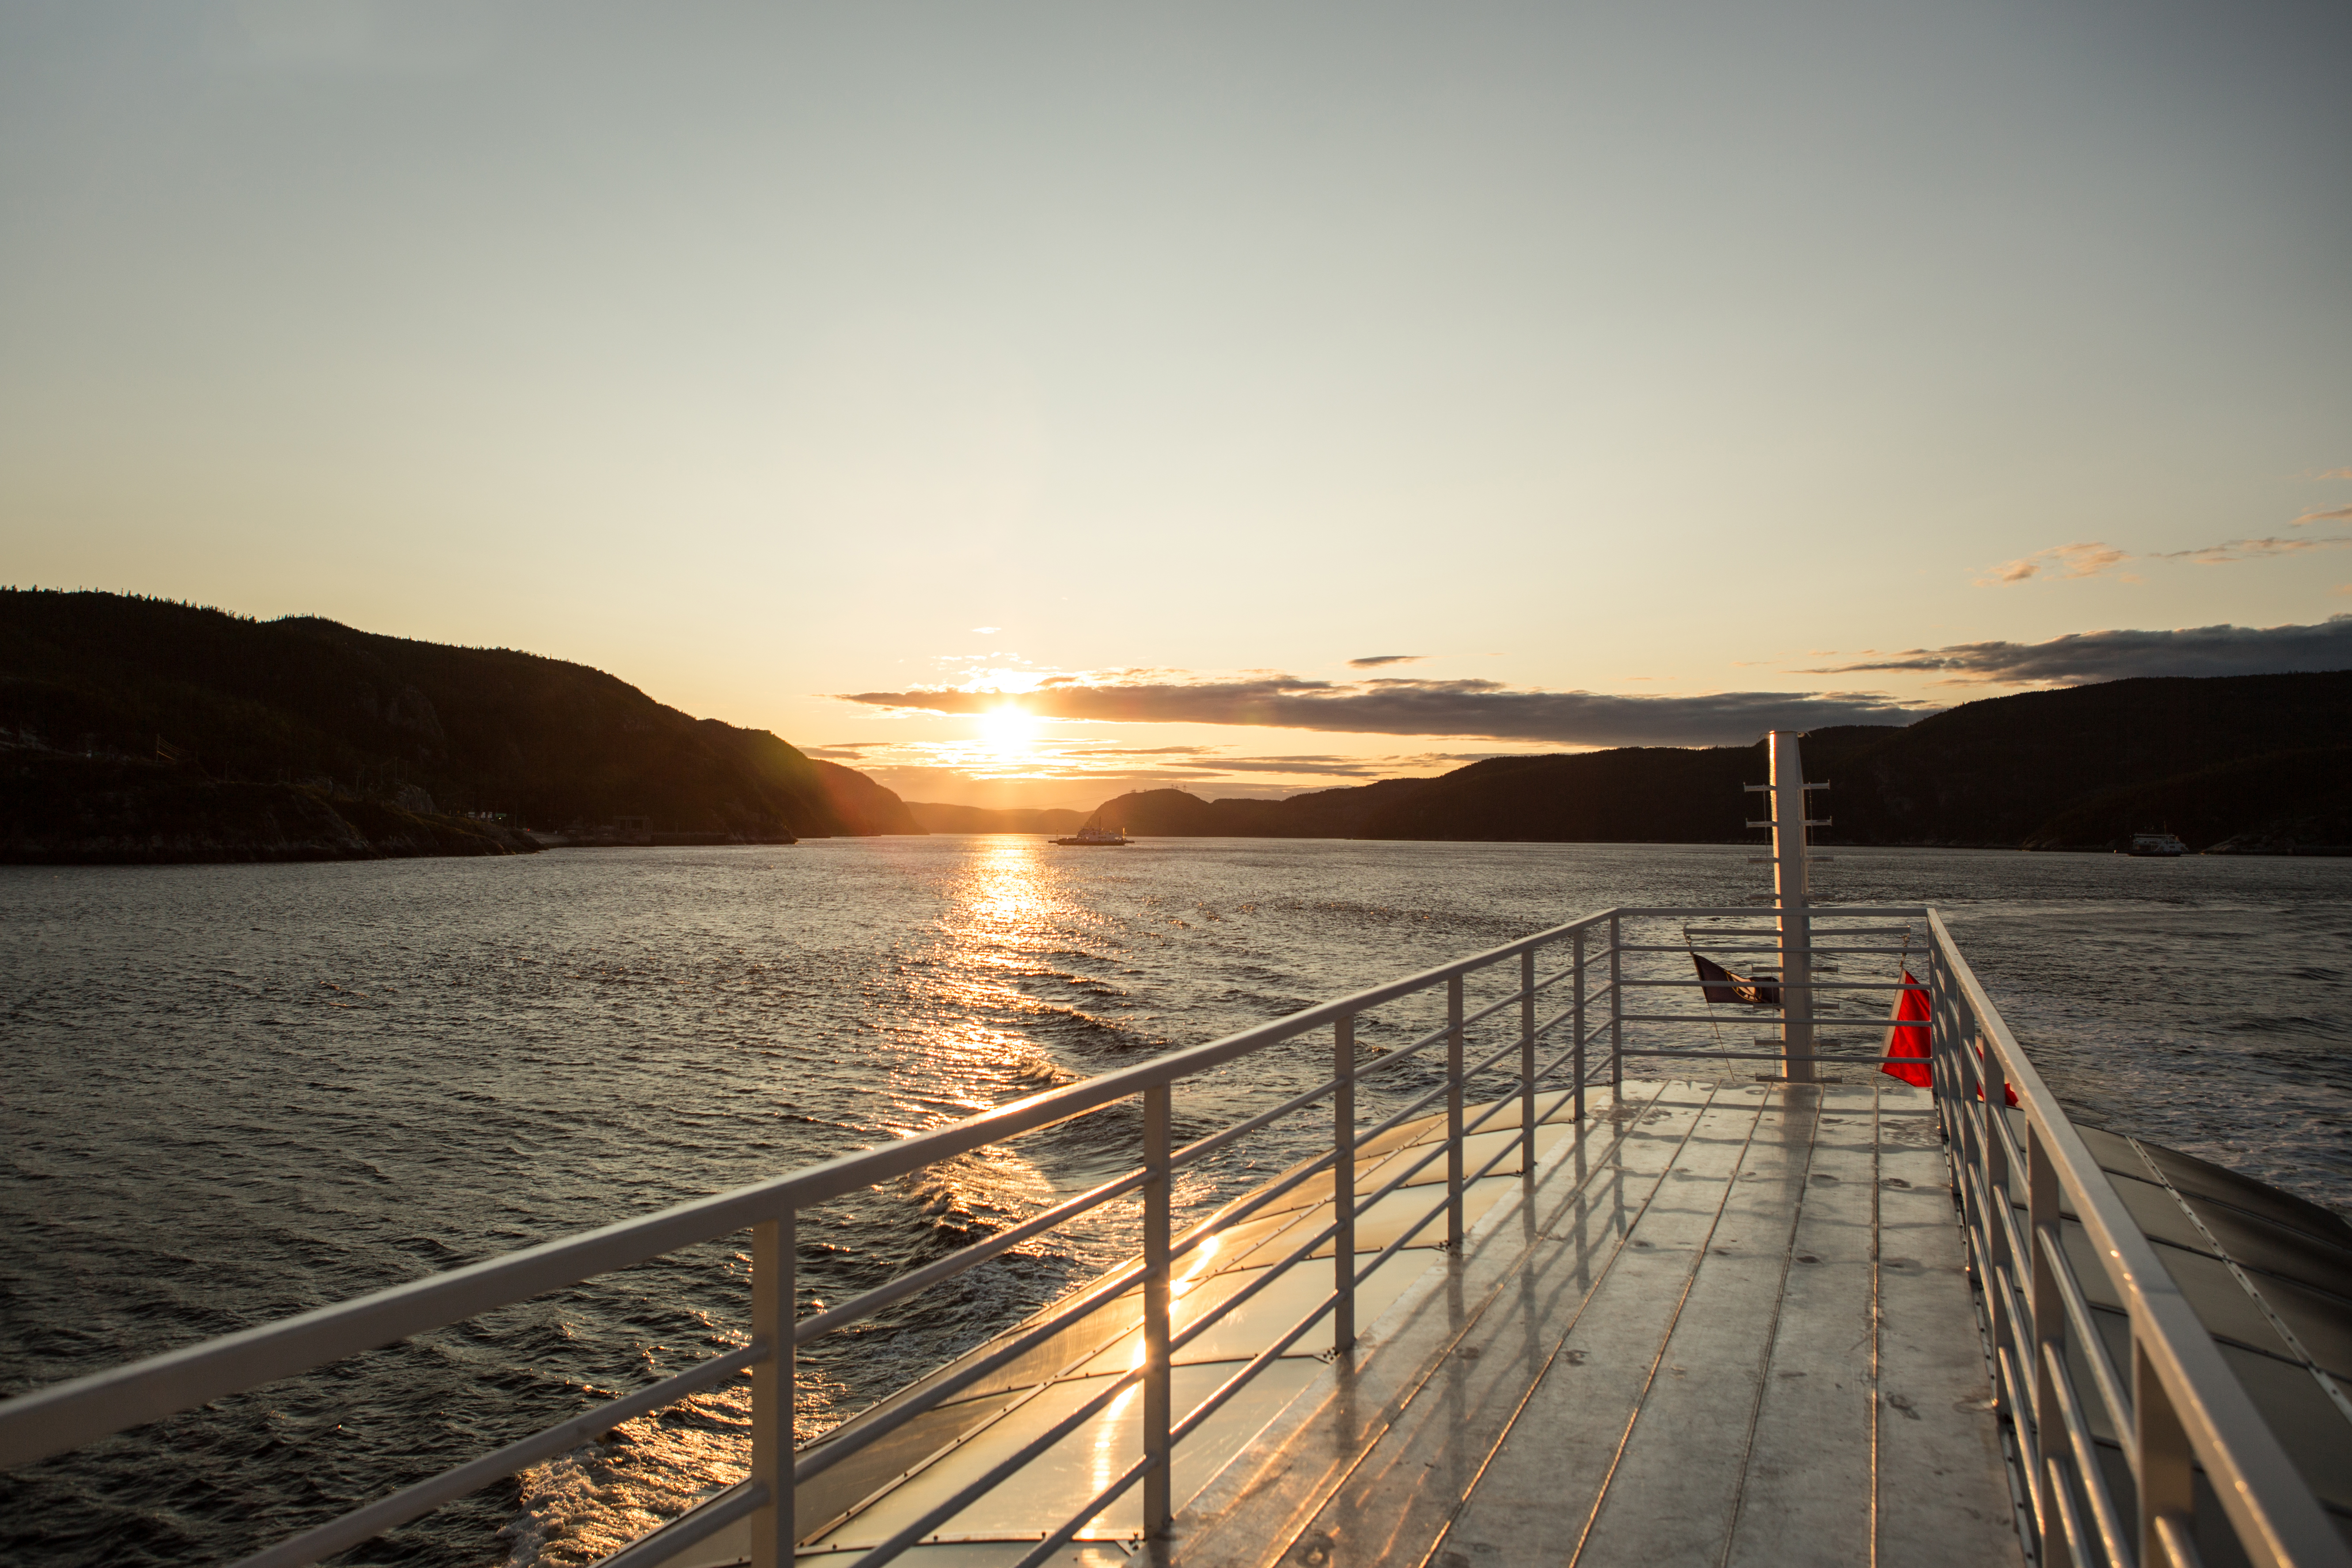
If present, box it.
[0,590,922,860]
[1083,673,2352,852]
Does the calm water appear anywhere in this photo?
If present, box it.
[3,839,2347,1565]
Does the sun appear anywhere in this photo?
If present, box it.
[976,705,1037,748]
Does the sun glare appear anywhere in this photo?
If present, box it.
[977,706,1037,748]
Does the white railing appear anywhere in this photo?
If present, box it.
[0,907,2341,1568]
[1926,911,2348,1568]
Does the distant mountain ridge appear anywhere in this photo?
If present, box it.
[1084,673,2352,852]
[0,590,923,861]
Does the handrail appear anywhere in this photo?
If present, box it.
[0,907,1615,1473]
[4,902,2341,1568]
[1925,911,2348,1568]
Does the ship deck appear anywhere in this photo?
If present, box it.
[688,1076,2021,1568]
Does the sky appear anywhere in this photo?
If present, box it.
[4,0,2348,809]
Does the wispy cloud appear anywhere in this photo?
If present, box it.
[1983,532,2352,581]
[1808,615,2352,683]
[2153,534,2352,563]
[838,673,1932,746]
[2293,504,2352,526]
[1346,653,1426,668]
[1980,542,2130,584]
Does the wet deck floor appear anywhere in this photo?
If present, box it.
[1173,1077,2021,1568]
[684,1078,2021,1568]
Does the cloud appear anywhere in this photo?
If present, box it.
[1809,615,2352,683]
[2292,505,2352,526]
[970,626,1000,634]
[2151,535,2352,563]
[837,672,1932,746]
[1980,542,2129,585]
[1346,653,1426,668]
[1982,532,2352,581]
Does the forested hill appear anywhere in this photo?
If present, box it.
[0,590,921,858]
[1087,672,2352,852]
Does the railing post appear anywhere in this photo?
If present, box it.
[749,1211,795,1568]
[1608,913,1624,1092]
[1334,1013,1356,1353]
[2136,1336,2195,1568]
[1520,947,1537,1180]
[1572,928,1588,1123]
[2029,1124,2073,1568]
[1143,1082,1173,1536]
[1447,973,1466,1250]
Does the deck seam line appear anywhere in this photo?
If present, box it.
[1871,1079,1883,1568]
[1296,1081,1674,1560]
[1403,1079,1738,1568]
[1167,1080,1675,1568]
[1715,1085,1825,1568]
[2127,1135,2352,1427]
[1565,1085,1772,1568]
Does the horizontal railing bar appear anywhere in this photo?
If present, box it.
[796,1168,1152,1347]
[1173,1076,1342,1169]
[1352,1023,1455,1081]
[1347,1161,1476,1289]
[1621,1049,1923,1064]
[232,1340,768,1568]
[1171,1218,1345,1354]
[2036,1221,2135,1459]
[1995,1336,2042,1520]
[1005,1453,1156,1568]
[793,1259,1141,1484]
[1616,944,1915,955]
[1527,962,1579,997]
[1615,907,1929,918]
[1664,928,1920,938]
[2041,1337,2135,1568]
[1162,1145,1345,1273]
[837,1367,1147,1568]
[2044,1454,2096,1568]
[1616,1013,1912,1026]
[0,908,1628,1469]
[1617,978,1924,991]
[1167,1290,1340,1448]
[597,1480,769,1568]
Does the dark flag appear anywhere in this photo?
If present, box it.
[1691,953,1781,1008]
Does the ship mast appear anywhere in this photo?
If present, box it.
[1752,731,1829,1082]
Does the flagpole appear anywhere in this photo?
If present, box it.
[1769,730,1815,1084]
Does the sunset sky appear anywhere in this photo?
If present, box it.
[5,1,2348,809]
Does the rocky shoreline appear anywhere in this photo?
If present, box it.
[1,755,540,864]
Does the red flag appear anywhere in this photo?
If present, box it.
[1881,970,2018,1105]
[1881,970,1933,1088]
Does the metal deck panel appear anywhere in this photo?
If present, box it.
[1171,1078,2017,1568]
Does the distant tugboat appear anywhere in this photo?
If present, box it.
[2128,831,2189,856]
[1051,809,1129,846]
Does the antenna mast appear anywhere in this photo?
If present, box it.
[1753,731,1829,1082]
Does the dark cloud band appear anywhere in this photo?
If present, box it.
[1813,615,2352,683]
[837,675,1931,747]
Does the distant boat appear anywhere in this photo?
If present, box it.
[2127,831,2188,857]
[1051,810,1129,846]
